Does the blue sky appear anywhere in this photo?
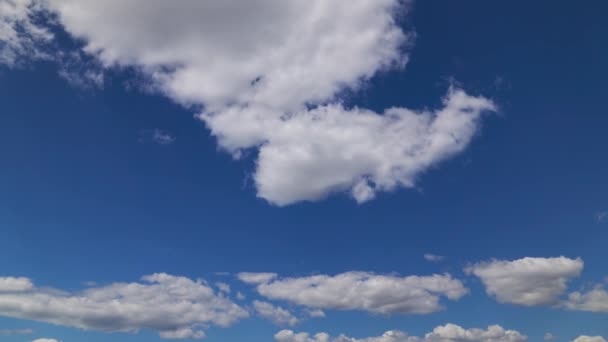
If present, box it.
[1,1,607,342]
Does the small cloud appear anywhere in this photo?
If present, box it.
[424,253,445,262]
[216,282,231,293]
[0,329,34,336]
[596,211,608,223]
[139,129,175,145]
[236,291,246,300]
[545,333,555,340]
[306,309,325,318]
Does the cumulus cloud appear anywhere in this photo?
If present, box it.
[241,271,468,315]
[466,257,583,306]
[572,337,607,342]
[0,273,248,339]
[0,0,496,205]
[275,324,527,342]
[563,285,608,312]
[253,300,299,326]
[0,276,34,292]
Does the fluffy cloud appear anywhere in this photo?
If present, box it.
[241,271,468,314]
[466,257,583,306]
[0,0,496,205]
[275,324,527,342]
[572,337,607,342]
[253,300,299,326]
[0,273,248,339]
[563,285,608,312]
[0,276,34,292]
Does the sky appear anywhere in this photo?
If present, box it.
[0,1,607,342]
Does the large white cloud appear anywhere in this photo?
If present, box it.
[0,273,248,340]
[241,271,468,314]
[0,0,496,205]
[275,324,527,342]
[466,257,583,306]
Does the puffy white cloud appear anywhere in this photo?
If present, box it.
[253,300,299,326]
[32,339,59,342]
[466,257,583,306]
[276,324,527,342]
[572,336,607,342]
[424,324,527,342]
[0,276,34,292]
[242,271,468,315]
[563,285,608,312]
[0,0,496,205]
[0,273,248,339]
[275,330,330,342]
[209,90,495,205]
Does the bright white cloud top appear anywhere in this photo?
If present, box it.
[0,0,496,205]
[240,271,468,314]
[0,273,248,340]
[466,257,583,306]
[275,324,527,342]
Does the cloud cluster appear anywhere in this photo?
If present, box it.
[275,324,527,342]
[0,0,496,205]
[241,271,468,314]
[466,257,583,306]
[0,273,248,339]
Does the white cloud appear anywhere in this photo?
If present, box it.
[0,273,248,339]
[563,285,608,312]
[276,324,527,342]
[0,0,496,205]
[32,339,59,342]
[237,272,278,285]
[216,282,231,294]
[466,257,583,306]
[253,300,299,326]
[544,333,555,340]
[424,254,445,262]
[275,330,330,342]
[0,276,34,292]
[242,271,468,315]
[572,336,607,342]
